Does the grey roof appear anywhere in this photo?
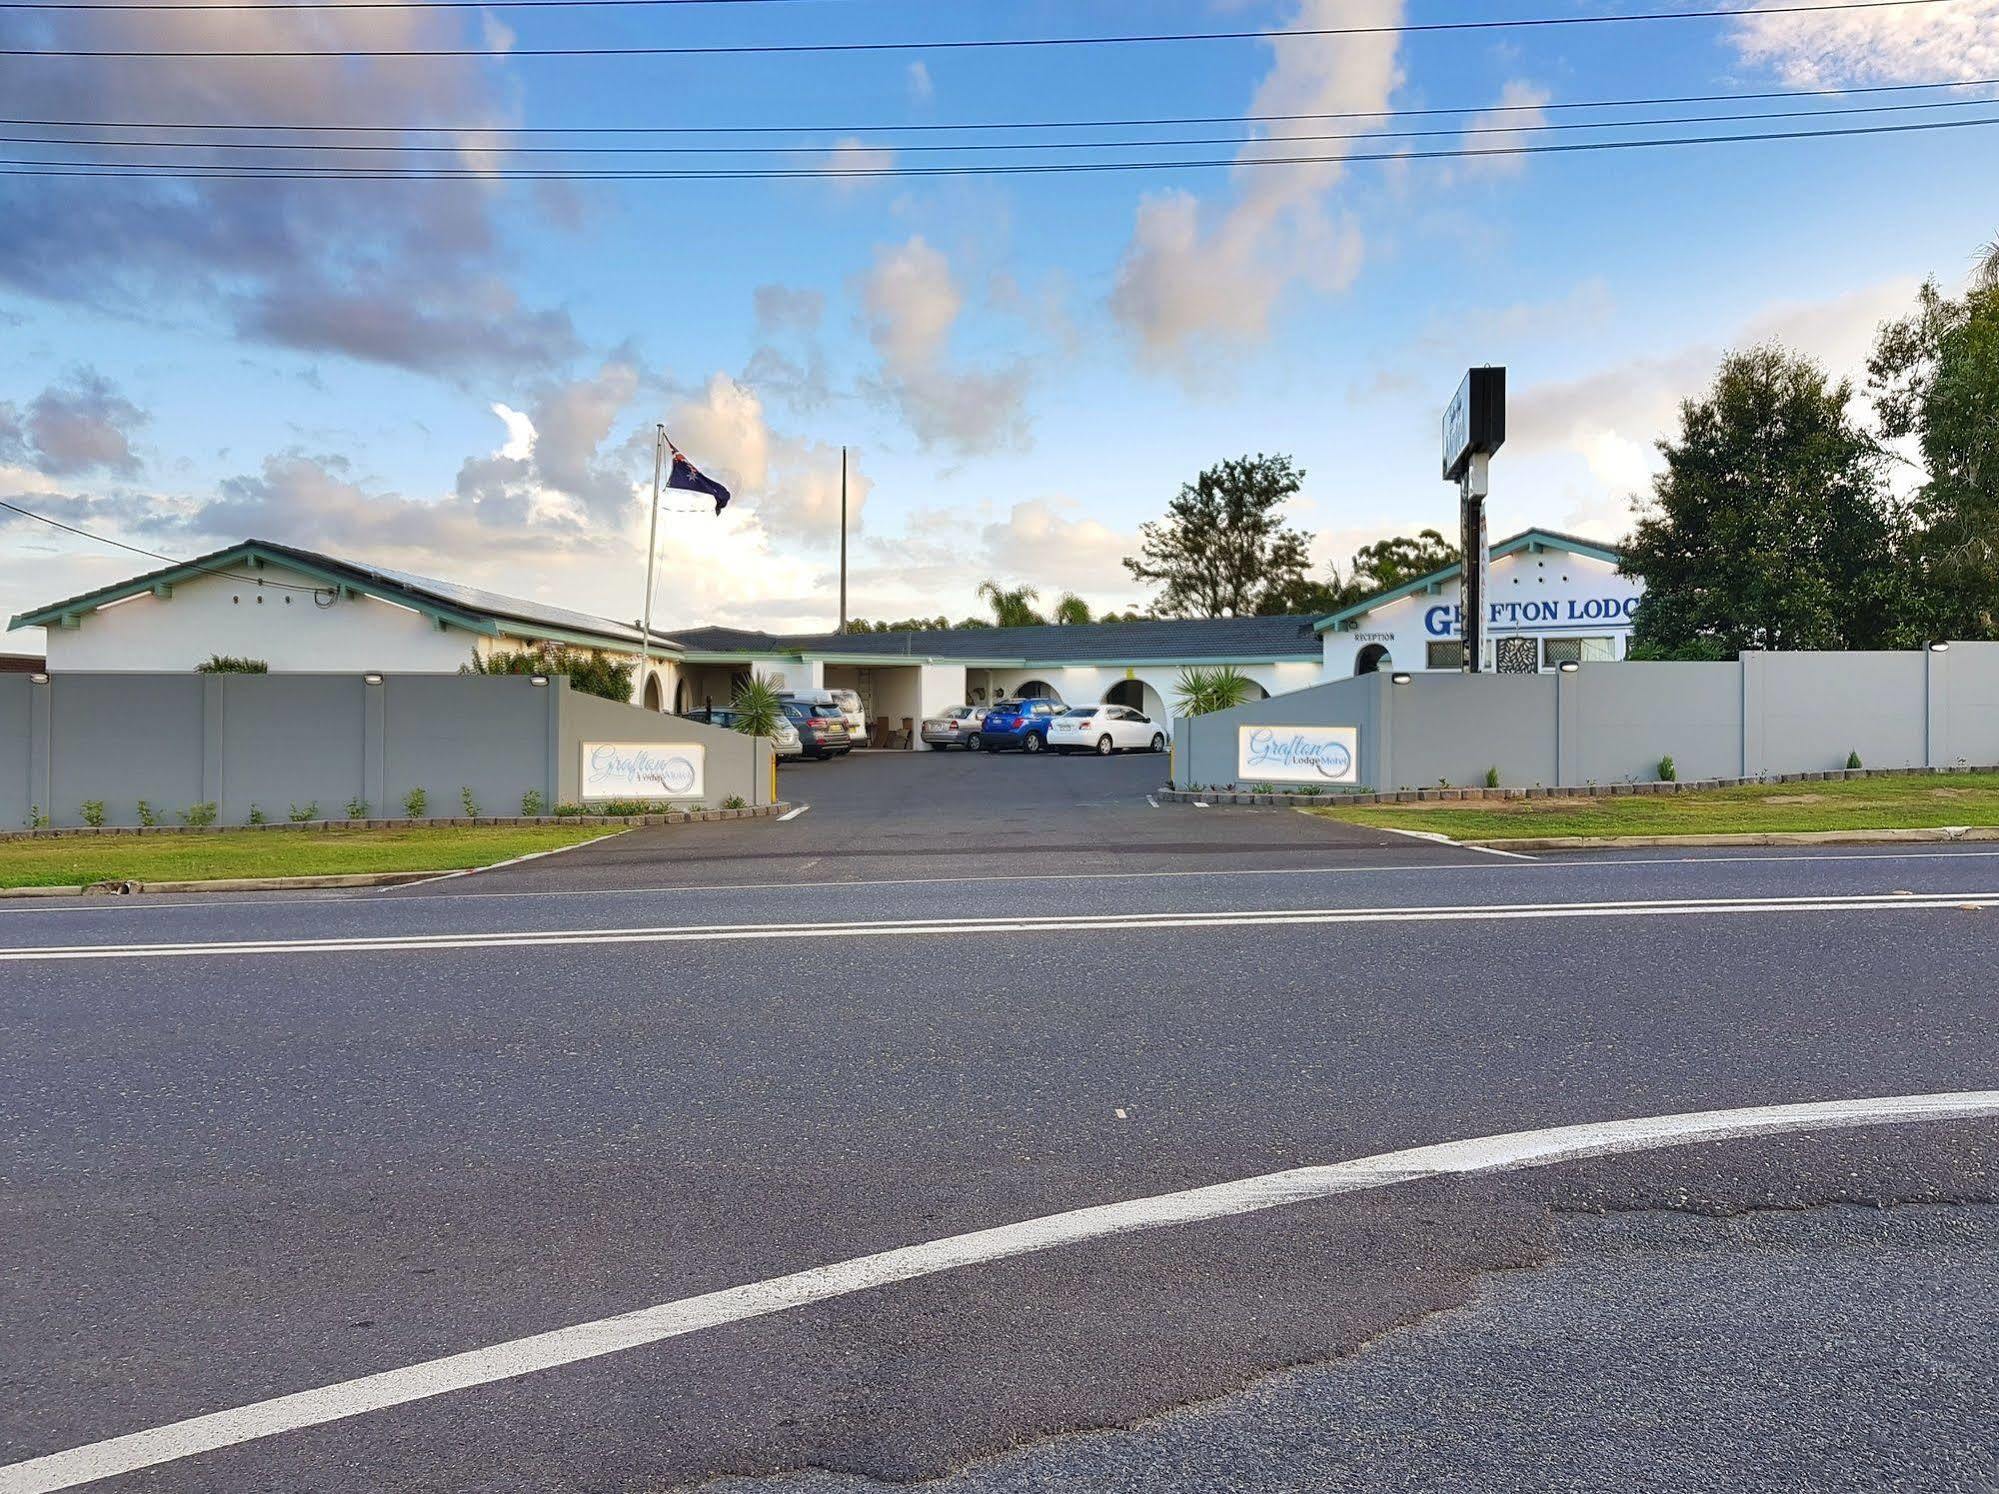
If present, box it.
[362,559,662,647]
[667,614,1323,663]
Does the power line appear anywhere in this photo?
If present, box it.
[5,0,814,6]
[10,94,1995,156]
[0,499,337,595]
[7,74,1992,137]
[0,0,1959,59]
[4,111,1992,178]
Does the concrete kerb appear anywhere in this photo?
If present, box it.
[0,804,790,842]
[0,802,791,900]
[1464,826,1999,852]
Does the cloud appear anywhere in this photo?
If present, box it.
[1457,80,1551,179]
[907,61,934,105]
[1729,0,1999,85]
[0,0,576,380]
[666,372,871,537]
[1109,0,1401,362]
[821,137,897,192]
[857,236,1030,454]
[978,499,1135,592]
[753,285,826,336]
[0,369,147,476]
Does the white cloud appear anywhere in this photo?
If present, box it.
[907,61,934,105]
[666,373,872,538]
[1109,0,1402,363]
[1458,80,1551,179]
[1730,0,1999,85]
[821,137,897,192]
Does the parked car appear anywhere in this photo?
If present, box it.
[781,700,852,759]
[1048,703,1168,756]
[780,688,867,742]
[978,698,1063,754]
[921,704,986,750]
[679,706,804,760]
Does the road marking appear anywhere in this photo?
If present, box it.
[777,805,811,822]
[8,847,1999,918]
[2,890,1995,963]
[392,829,630,890]
[5,1089,1993,1494]
[1366,824,1536,861]
[1146,795,1159,809]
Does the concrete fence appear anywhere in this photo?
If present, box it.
[1172,643,1999,793]
[0,672,775,828]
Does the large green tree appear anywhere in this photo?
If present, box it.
[1265,528,1463,616]
[1869,277,1999,640]
[1621,344,1905,657]
[1124,454,1313,617]
[976,580,1047,628]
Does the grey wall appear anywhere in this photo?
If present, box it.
[1173,646,1999,792]
[0,673,765,827]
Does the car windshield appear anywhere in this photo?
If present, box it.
[1062,707,1095,717]
[831,691,861,709]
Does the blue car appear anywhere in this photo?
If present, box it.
[978,698,1064,754]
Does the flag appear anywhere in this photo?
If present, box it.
[667,445,731,515]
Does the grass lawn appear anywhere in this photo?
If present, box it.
[0,825,621,889]
[1308,772,1999,842]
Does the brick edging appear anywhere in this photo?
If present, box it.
[1159,763,1999,809]
[0,803,789,841]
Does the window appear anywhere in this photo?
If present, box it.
[1581,636,1616,662]
[1426,640,1465,670]
[1543,636,1615,667]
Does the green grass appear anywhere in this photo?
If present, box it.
[1308,772,1999,842]
[0,825,620,889]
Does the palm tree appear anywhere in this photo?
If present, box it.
[1172,665,1255,717]
[1050,592,1093,625]
[1979,230,1999,290]
[730,671,786,738]
[976,580,1046,628]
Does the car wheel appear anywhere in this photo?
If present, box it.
[1095,734,1115,756]
[966,733,982,751]
[1023,733,1044,755]
[1150,733,1166,754]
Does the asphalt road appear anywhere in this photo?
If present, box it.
[3,754,1996,1491]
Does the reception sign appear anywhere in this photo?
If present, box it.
[580,741,705,801]
[1237,724,1359,784]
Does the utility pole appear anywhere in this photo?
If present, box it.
[838,445,848,634]
[641,423,664,687]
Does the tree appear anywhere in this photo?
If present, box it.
[730,672,785,738]
[1050,592,1093,625]
[976,580,1047,628]
[1978,231,1999,292]
[195,654,268,673]
[1124,454,1312,618]
[466,643,635,703]
[1172,665,1255,717]
[1263,528,1463,617]
[1869,277,1999,640]
[1621,345,1904,657]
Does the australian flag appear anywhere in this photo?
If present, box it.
[667,445,731,515]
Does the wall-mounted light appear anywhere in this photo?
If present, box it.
[1390,672,1414,686]
[1558,660,1581,674]
[1929,642,1951,654]
[363,672,384,685]
[530,674,550,686]
[29,672,50,684]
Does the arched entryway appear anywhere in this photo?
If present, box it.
[642,672,663,711]
[1104,678,1168,722]
[1355,644,1393,676]
[1014,679,1063,703]
[673,678,687,714]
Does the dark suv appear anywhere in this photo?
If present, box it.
[781,700,852,760]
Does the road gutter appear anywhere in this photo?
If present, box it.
[1463,826,1999,852]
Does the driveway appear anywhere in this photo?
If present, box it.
[412,747,1465,895]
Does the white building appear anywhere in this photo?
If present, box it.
[10,529,1641,742]
[1317,529,1640,677]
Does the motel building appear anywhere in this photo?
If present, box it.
[8,529,1641,745]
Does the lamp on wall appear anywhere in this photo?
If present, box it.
[530,674,550,686]
[1929,642,1951,654]
[1390,672,1414,685]
[1558,660,1580,674]
[29,672,50,684]
[363,672,384,685]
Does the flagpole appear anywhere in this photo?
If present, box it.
[641,423,664,694]
[838,445,848,634]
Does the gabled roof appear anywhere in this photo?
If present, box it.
[1313,529,1625,633]
[667,614,1324,666]
[8,538,680,653]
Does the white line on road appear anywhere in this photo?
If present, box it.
[392,829,630,890]
[6,1088,1994,1493]
[0,890,1993,963]
[1366,824,1537,861]
[777,805,811,822]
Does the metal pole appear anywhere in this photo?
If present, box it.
[641,424,664,691]
[839,445,848,634]
[1459,453,1490,673]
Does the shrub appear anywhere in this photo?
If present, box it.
[80,799,105,828]
[136,799,158,827]
[553,801,588,817]
[402,788,428,819]
[1658,754,1678,782]
[288,801,318,823]
[1173,665,1255,718]
[247,804,267,825]
[460,786,480,817]
[464,643,633,704]
[1847,750,1863,770]
[28,805,49,829]
[195,655,268,674]
[345,797,369,820]
[731,672,786,738]
[180,802,218,826]
[721,794,747,810]
[1485,766,1501,789]
[521,788,546,817]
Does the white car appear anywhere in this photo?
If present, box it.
[1048,704,1168,756]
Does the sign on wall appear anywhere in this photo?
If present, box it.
[1238,725,1359,784]
[580,741,706,800]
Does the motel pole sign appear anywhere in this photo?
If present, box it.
[1442,367,1505,673]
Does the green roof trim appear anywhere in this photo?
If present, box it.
[1312,529,1625,633]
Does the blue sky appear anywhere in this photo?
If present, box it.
[3,0,1996,650]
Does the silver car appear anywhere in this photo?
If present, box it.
[921,704,986,750]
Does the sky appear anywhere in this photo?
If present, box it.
[2,0,1997,653]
